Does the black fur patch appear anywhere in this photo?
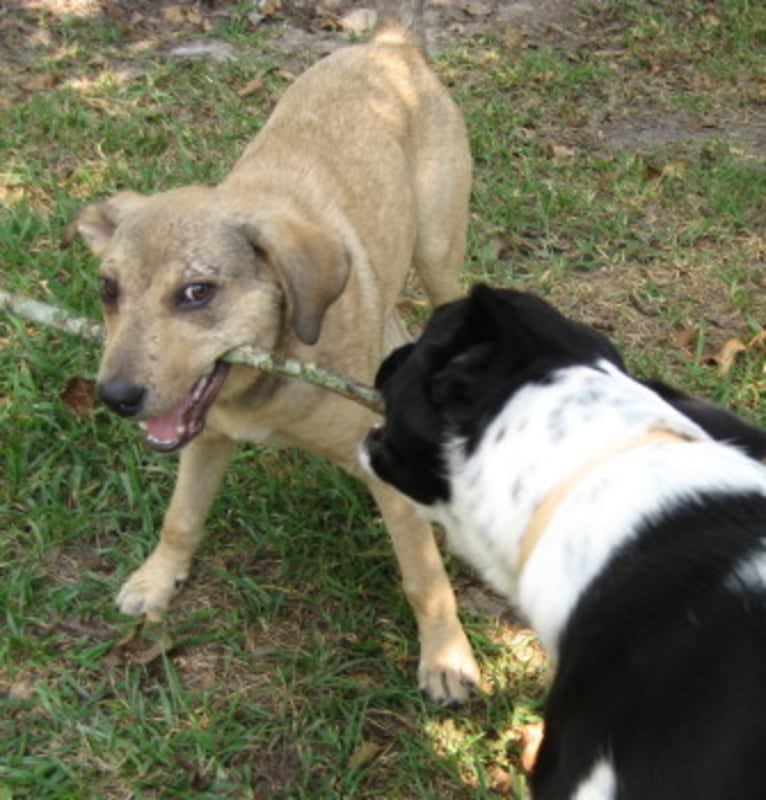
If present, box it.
[534,491,766,800]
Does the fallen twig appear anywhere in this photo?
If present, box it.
[0,287,105,342]
[0,286,384,415]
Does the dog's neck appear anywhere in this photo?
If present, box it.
[516,429,690,571]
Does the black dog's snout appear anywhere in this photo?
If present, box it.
[97,378,146,417]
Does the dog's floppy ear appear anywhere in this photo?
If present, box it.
[244,217,350,346]
[62,191,146,256]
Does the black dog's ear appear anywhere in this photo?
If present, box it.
[375,343,415,390]
[468,283,626,370]
[424,286,526,410]
[430,342,495,408]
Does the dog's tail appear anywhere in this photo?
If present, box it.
[374,0,426,49]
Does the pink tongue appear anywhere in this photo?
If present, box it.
[144,401,187,442]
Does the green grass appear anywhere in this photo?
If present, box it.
[2,1,766,797]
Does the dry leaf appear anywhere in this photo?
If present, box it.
[643,162,663,181]
[488,764,514,792]
[460,0,493,16]
[347,740,382,771]
[550,143,576,159]
[520,722,544,772]
[535,70,557,83]
[628,291,659,317]
[660,160,687,179]
[237,76,265,98]
[23,74,58,92]
[256,0,282,16]
[711,328,766,377]
[747,330,766,352]
[60,376,95,416]
[162,5,188,24]
[129,633,174,665]
[743,234,766,259]
[672,327,700,351]
[0,185,25,203]
[313,5,342,31]
[104,620,174,666]
[713,338,747,376]
[9,678,35,701]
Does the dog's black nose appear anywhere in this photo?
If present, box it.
[97,378,146,417]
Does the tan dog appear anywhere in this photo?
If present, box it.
[69,0,479,704]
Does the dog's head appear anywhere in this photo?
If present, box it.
[362,284,624,505]
[68,187,349,451]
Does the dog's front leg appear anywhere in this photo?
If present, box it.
[116,431,236,619]
[368,479,480,705]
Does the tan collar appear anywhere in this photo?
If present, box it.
[516,429,691,571]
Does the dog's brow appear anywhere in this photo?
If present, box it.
[183,261,220,280]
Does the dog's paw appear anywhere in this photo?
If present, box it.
[116,549,189,619]
[418,624,481,706]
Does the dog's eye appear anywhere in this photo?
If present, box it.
[176,282,216,310]
[100,276,119,306]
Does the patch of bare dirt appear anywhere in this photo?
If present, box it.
[2,0,580,55]
[10,0,761,161]
[273,0,579,51]
[599,110,766,158]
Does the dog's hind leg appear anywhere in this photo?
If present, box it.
[367,478,480,705]
[411,111,471,306]
[116,431,236,619]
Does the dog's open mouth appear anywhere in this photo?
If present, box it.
[139,361,230,452]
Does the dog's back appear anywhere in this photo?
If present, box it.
[226,0,468,316]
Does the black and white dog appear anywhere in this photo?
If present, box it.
[361,284,766,799]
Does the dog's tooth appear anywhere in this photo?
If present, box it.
[191,377,206,403]
[138,421,147,430]
[176,425,186,437]
[147,434,174,446]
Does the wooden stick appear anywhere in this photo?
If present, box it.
[0,287,384,415]
[0,287,106,343]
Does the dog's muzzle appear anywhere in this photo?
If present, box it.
[98,361,230,452]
